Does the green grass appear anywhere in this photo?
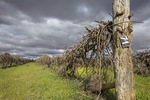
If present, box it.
[135,75,150,100]
[0,63,149,100]
[105,75,150,100]
[75,67,114,83]
[75,67,150,99]
[0,62,94,100]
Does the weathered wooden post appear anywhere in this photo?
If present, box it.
[113,0,135,99]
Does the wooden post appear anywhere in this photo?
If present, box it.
[113,0,135,100]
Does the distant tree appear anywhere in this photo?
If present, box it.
[36,55,52,68]
[0,52,13,68]
[0,52,31,69]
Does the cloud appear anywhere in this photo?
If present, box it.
[131,1,150,21]
[0,16,85,58]
[0,0,150,58]
[1,0,114,22]
[132,18,150,50]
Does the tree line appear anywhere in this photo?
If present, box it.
[0,52,33,69]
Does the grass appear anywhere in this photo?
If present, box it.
[75,67,150,100]
[0,63,149,100]
[0,62,94,100]
[135,75,150,100]
[104,75,150,100]
[75,66,114,83]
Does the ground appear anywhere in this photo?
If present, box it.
[0,62,149,100]
[0,62,94,100]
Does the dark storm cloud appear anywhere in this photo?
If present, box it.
[1,0,115,22]
[131,0,150,21]
[0,19,12,25]
[132,19,150,50]
[16,48,64,58]
[2,0,150,21]
[0,0,150,58]
[0,17,84,57]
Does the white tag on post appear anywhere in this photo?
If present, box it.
[120,36,130,48]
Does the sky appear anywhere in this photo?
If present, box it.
[0,0,150,58]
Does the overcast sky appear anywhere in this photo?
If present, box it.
[0,0,150,58]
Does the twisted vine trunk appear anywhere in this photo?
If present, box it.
[113,0,135,100]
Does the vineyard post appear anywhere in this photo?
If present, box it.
[113,0,135,100]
